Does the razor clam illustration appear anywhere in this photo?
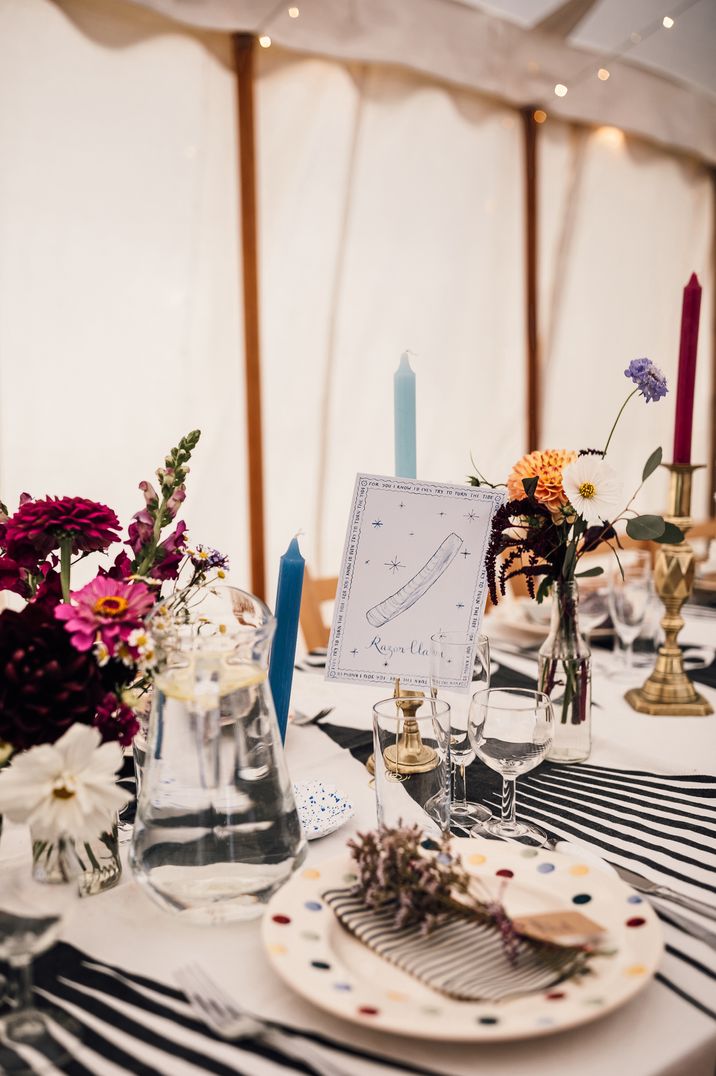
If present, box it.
[366,533,463,627]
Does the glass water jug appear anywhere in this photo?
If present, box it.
[129,587,307,922]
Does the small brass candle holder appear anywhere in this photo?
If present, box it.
[625,463,713,717]
[366,678,440,775]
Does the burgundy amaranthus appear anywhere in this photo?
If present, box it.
[483,498,555,604]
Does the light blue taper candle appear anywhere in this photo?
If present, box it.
[394,351,416,479]
[268,535,305,742]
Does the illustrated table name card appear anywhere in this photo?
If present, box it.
[327,474,505,689]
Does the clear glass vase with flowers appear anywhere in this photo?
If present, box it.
[0,429,232,889]
[470,359,684,762]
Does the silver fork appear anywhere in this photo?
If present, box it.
[175,963,350,1076]
[291,706,334,727]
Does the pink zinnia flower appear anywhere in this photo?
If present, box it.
[55,576,154,655]
[5,496,120,557]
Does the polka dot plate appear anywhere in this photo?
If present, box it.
[293,781,354,841]
[262,836,663,1042]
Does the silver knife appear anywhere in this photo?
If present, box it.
[612,863,716,922]
[656,906,716,950]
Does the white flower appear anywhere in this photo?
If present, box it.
[0,725,129,842]
[562,455,622,525]
[94,639,110,667]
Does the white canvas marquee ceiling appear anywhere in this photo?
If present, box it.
[125,0,716,162]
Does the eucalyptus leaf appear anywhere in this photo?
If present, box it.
[575,566,604,578]
[653,522,685,545]
[641,447,663,482]
[562,542,577,580]
[536,577,553,604]
[522,476,538,499]
[626,515,666,541]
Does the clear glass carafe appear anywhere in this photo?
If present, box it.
[129,587,306,923]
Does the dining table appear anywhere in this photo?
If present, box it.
[1,606,715,1076]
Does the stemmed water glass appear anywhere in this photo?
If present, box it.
[430,632,491,828]
[608,552,651,677]
[0,839,82,1070]
[468,687,553,847]
[575,576,611,644]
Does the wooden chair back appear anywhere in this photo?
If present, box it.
[300,568,338,651]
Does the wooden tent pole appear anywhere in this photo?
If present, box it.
[521,107,540,453]
[233,33,266,599]
[709,167,716,517]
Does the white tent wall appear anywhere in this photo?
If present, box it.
[259,51,526,579]
[0,0,713,604]
[0,0,249,582]
[539,120,714,514]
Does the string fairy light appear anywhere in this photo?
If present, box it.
[253,0,302,51]
[548,0,697,104]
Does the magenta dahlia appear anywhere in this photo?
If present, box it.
[55,576,154,655]
[5,496,121,558]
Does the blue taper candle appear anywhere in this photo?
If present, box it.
[394,352,417,479]
[268,535,305,742]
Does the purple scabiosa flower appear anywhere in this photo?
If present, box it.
[189,545,230,572]
[624,358,668,402]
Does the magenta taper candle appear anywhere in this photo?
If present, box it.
[672,272,702,465]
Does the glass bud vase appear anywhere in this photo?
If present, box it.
[32,820,122,896]
[538,580,591,763]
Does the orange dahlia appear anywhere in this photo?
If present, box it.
[507,448,577,514]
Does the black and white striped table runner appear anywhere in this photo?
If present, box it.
[1,943,445,1076]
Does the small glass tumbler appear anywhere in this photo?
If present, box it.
[372,695,451,839]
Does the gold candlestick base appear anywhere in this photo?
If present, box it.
[367,680,440,775]
[625,463,713,717]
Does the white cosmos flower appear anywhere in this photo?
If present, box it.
[562,455,622,526]
[0,725,129,842]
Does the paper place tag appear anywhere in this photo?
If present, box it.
[513,910,606,947]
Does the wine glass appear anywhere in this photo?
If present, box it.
[608,553,651,677]
[468,687,553,847]
[430,633,492,828]
[575,576,610,644]
[0,839,82,1070]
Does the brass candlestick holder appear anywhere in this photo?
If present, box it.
[625,463,713,717]
[366,678,440,775]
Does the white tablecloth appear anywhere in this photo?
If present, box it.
[2,612,716,1076]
